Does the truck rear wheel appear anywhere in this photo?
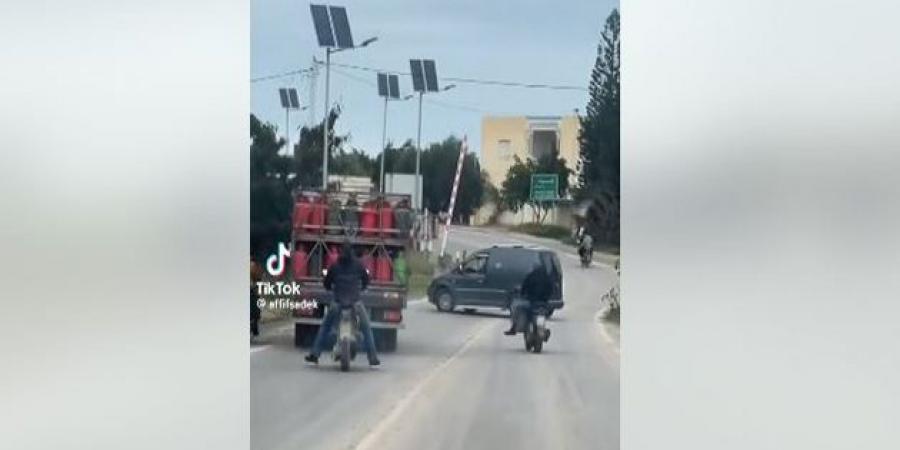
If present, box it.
[294,323,316,348]
[381,329,397,352]
[374,329,398,352]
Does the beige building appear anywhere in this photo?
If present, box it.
[481,115,581,190]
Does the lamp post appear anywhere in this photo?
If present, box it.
[278,88,302,155]
[413,84,456,210]
[377,72,412,193]
[309,4,376,190]
[379,94,413,193]
[322,37,376,189]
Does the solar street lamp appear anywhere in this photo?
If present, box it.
[376,73,413,193]
[278,88,302,155]
[408,59,452,211]
[309,4,377,190]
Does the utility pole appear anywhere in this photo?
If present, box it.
[408,59,455,211]
[414,90,423,208]
[322,48,331,190]
[309,4,377,191]
[380,96,388,192]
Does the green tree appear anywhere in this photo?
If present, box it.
[291,106,347,189]
[500,151,573,224]
[373,137,484,222]
[330,147,375,178]
[250,114,292,260]
[578,8,620,244]
[251,106,351,259]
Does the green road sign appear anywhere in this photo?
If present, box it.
[530,173,559,201]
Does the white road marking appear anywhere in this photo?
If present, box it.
[250,345,271,354]
[352,319,497,450]
[593,310,620,357]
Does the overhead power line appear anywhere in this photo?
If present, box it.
[255,62,587,91]
[250,67,315,83]
[328,61,587,91]
[329,67,502,115]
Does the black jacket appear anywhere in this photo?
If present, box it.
[521,266,553,304]
[323,257,370,307]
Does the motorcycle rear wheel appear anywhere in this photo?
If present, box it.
[339,339,350,372]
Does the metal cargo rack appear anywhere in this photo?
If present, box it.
[290,189,414,288]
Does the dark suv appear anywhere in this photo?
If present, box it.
[427,245,563,316]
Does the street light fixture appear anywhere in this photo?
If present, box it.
[278,87,302,155]
[409,59,451,211]
[309,4,377,190]
[377,73,414,193]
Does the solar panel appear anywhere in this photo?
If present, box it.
[423,59,439,92]
[377,73,388,97]
[409,59,425,92]
[329,6,354,49]
[310,4,335,47]
[278,88,290,108]
[388,74,400,99]
[288,89,300,108]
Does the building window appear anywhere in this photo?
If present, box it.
[497,139,511,160]
[530,130,558,161]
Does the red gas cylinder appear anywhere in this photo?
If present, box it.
[306,197,326,232]
[292,245,308,279]
[379,201,394,236]
[325,245,340,268]
[292,196,311,230]
[361,254,375,277]
[375,255,392,281]
[360,201,378,236]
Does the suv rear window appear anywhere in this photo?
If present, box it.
[540,251,562,280]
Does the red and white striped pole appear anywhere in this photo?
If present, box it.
[440,136,468,258]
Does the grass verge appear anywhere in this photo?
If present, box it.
[512,223,620,255]
[407,251,435,299]
[509,223,571,240]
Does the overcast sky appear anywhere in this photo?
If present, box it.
[251,0,618,160]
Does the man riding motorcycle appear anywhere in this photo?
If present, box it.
[578,232,594,262]
[504,262,553,338]
[304,243,380,367]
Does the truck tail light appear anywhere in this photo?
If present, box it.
[383,310,402,323]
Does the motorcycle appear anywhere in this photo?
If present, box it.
[523,302,551,353]
[331,305,362,372]
[579,247,593,268]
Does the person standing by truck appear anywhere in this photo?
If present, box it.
[250,255,263,338]
[304,243,380,366]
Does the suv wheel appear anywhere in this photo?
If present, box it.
[435,289,455,312]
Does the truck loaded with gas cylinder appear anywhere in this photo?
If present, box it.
[290,189,414,352]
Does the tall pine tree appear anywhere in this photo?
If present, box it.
[577,8,620,244]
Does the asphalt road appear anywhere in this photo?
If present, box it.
[251,227,620,450]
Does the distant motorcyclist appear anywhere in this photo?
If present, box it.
[305,243,380,366]
[578,232,594,261]
[504,262,553,336]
